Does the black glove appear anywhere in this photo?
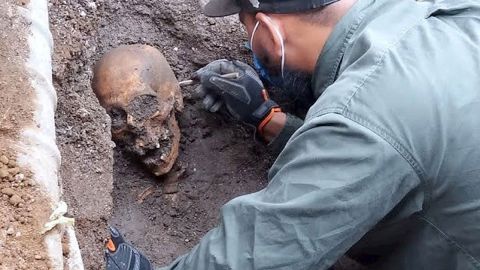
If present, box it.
[105,226,153,270]
[195,59,281,132]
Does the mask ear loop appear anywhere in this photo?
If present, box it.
[250,21,260,51]
[265,16,285,79]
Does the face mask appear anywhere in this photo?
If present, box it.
[250,19,314,109]
[250,20,285,80]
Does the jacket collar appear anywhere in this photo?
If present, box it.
[311,0,374,98]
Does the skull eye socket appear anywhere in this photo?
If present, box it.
[108,107,127,130]
[127,94,160,121]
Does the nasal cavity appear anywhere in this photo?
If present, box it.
[127,94,160,121]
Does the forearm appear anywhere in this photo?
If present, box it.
[261,111,287,142]
[261,112,304,155]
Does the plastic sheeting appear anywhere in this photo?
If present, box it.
[14,1,84,269]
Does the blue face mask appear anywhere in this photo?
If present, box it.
[248,22,313,109]
[255,54,313,109]
[248,18,311,92]
[252,54,283,87]
[249,20,285,82]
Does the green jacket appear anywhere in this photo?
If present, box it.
[162,0,480,269]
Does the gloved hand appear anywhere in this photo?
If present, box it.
[105,226,153,270]
[195,59,281,133]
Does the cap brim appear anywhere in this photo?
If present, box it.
[203,0,242,17]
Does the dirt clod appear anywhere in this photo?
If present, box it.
[8,167,20,175]
[1,187,15,196]
[15,173,25,182]
[0,168,9,178]
[0,155,9,164]
[6,226,15,235]
[9,194,23,206]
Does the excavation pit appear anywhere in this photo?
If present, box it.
[51,1,272,268]
[49,1,361,269]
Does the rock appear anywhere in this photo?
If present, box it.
[25,179,34,186]
[62,242,70,256]
[7,160,16,168]
[8,167,19,175]
[9,195,23,206]
[34,255,43,260]
[1,188,15,196]
[86,1,97,11]
[6,226,14,235]
[0,155,8,165]
[0,168,9,178]
[207,18,216,25]
[163,182,179,194]
[77,108,90,119]
[14,174,24,182]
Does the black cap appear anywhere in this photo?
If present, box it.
[203,0,340,17]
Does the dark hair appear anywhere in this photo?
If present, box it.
[294,6,334,26]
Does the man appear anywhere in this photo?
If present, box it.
[106,0,480,269]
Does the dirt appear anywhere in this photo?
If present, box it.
[50,1,361,269]
[0,1,53,269]
[49,0,115,267]
[0,0,33,138]
[0,152,51,270]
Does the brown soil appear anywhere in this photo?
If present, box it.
[0,1,33,138]
[0,1,53,269]
[50,1,362,269]
[0,152,51,270]
[49,0,114,267]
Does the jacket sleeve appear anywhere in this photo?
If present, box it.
[160,113,421,270]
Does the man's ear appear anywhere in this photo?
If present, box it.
[255,12,284,61]
[240,11,257,33]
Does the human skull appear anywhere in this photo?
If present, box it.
[92,45,183,176]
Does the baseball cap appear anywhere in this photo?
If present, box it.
[203,0,340,17]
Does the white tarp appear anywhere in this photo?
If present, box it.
[15,1,84,269]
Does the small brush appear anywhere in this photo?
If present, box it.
[178,72,239,87]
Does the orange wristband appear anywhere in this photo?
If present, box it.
[258,107,282,135]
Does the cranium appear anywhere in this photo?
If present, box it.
[92,45,183,176]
